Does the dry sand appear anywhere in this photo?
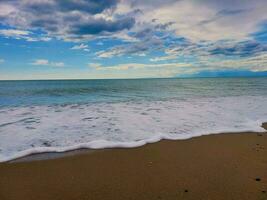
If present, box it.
[0,123,267,200]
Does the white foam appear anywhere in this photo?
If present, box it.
[0,95,266,162]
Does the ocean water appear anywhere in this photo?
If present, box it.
[0,77,267,162]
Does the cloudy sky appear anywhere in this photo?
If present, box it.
[0,0,267,80]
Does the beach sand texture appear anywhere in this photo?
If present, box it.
[0,123,266,200]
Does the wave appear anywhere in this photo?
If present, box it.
[0,95,267,162]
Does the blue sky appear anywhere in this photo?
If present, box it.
[0,0,267,80]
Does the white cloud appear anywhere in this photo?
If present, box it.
[32,59,49,65]
[32,59,64,67]
[137,53,146,57]
[96,49,121,58]
[52,62,65,67]
[88,63,102,68]
[92,50,267,77]
[85,61,199,79]
[199,53,267,72]
[71,43,90,51]
[92,62,193,71]
[0,59,4,64]
[0,3,16,17]
[0,29,30,37]
[150,55,177,62]
[122,0,267,42]
[1,0,267,44]
[0,29,52,42]
[26,37,52,42]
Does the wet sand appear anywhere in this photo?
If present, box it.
[0,123,267,200]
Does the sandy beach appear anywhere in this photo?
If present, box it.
[0,123,266,200]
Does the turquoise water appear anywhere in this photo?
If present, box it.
[0,77,267,107]
[0,77,267,162]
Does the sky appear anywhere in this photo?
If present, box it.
[0,0,267,80]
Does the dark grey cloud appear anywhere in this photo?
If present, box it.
[130,0,179,8]
[1,0,266,61]
[168,39,267,58]
[0,0,133,41]
[97,36,164,57]
[21,1,56,15]
[199,8,250,26]
[20,0,119,15]
[57,0,118,14]
[155,22,175,30]
[71,17,135,35]
[96,20,176,57]
[30,18,60,32]
[216,9,249,16]
[209,41,267,57]
[132,28,153,39]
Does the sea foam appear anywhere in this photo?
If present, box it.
[0,95,266,162]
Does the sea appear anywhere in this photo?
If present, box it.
[0,77,267,162]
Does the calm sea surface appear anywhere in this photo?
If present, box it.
[1,77,267,107]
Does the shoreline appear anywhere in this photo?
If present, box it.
[0,123,267,200]
[3,122,267,163]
